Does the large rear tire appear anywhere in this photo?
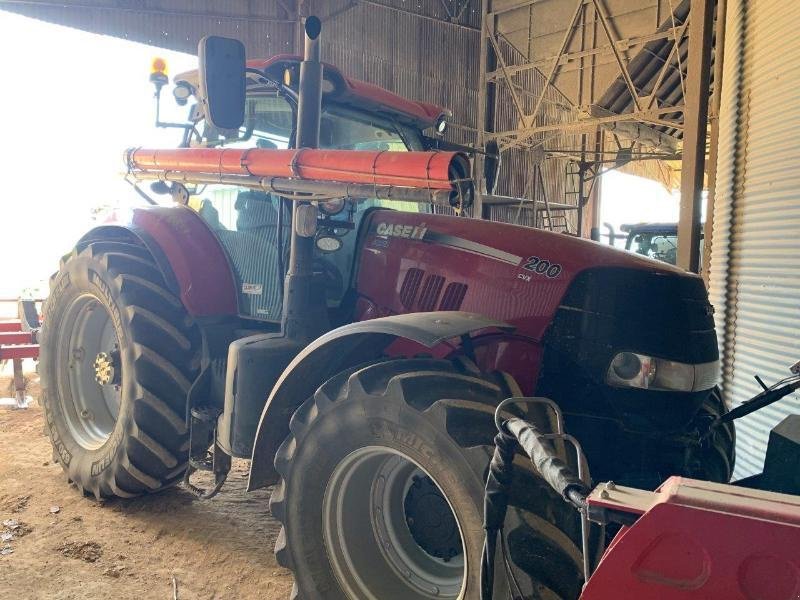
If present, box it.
[39,241,201,498]
[271,359,586,599]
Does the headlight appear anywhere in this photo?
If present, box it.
[606,351,719,392]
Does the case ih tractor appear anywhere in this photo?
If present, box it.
[40,19,734,599]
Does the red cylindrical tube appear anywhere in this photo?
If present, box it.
[126,147,465,190]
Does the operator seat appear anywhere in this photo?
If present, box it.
[235,190,278,231]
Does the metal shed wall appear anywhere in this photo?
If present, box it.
[709,0,800,479]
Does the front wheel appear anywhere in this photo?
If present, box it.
[271,359,586,599]
[687,386,736,483]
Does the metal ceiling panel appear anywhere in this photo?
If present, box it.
[0,1,294,56]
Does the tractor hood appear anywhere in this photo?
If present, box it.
[355,210,696,342]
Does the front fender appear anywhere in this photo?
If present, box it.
[77,205,238,317]
[247,311,513,490]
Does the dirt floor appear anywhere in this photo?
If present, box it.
[0,375,293,599]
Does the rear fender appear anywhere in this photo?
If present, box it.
[77,205,238,317]
[247,311,513,490]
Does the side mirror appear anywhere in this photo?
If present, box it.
[483,140,501,194]
[198,36,246,131]
[150,181,170,195]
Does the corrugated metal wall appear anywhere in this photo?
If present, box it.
[708,0,744,403]
[2,0,490,211]
[709,0,800,479]
[310,0,568,224]
[1,0,654,232]
[0,1,480,132]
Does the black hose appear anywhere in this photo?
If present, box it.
[480,431,517,600]
[505,418,589,510]
[480,417,589,600]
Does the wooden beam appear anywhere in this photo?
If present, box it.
[677,0,715,272]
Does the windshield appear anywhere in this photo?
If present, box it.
[202,91,293,151]
[193,87,420,152]
[186,88,427,321]
[320,107,410,150]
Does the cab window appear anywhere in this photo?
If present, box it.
[189,93,428,321]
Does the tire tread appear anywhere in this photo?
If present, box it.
[272,358,585,599]
[40,239,199,499]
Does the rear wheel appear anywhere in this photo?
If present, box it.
[271,359,586,599]
[39,241,201,498]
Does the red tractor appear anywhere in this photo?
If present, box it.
[39,19,733,599]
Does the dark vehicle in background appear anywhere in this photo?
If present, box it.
[603,222,705,267]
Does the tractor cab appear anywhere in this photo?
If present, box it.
[150,54,449,323]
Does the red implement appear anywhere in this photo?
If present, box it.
[0,344,39,360]
[0,332,33,345]
[0,320,22,333]
[125,148,464,190]
[582,477,800,599]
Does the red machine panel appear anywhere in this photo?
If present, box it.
[582,477,800,600]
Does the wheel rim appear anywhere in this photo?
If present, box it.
[323,447,466,599]
[58,295,121,449]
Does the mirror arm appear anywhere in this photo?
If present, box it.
[156,121,196,130]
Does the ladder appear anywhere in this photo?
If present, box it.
[536,165,573,234]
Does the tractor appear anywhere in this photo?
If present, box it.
[39,18,733,599]
[603,222,706,268]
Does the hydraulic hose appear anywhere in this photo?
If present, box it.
[481,416,589,600]
[481,431,516,600]
[504,418,588,510]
